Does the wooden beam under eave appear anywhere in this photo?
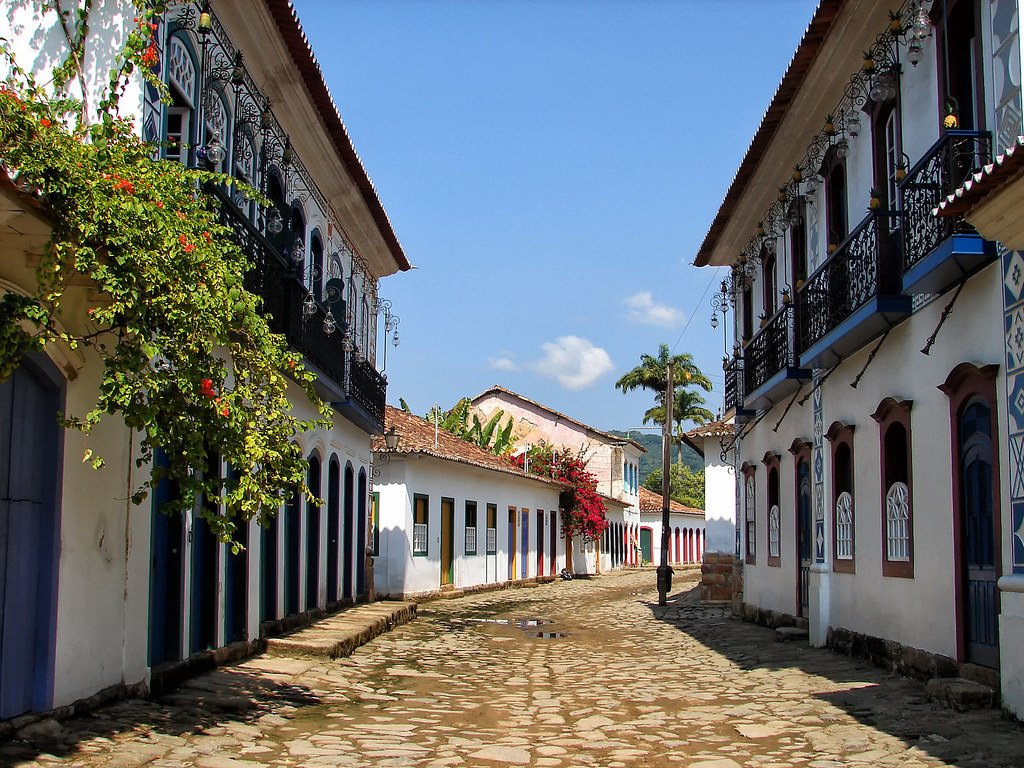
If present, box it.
[964,174,1024,251]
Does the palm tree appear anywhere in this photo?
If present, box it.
[615,343,711,405]
[618,344,713,466]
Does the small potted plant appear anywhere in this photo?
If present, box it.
[777,186,788,203]
[868,186,882,210]
[824,113,836,136]
[862,50,876,72]
[756,220,765,238]
[792,165,803,183]
[888,10,903,34]
[895,162,908,181]
[828,242,838,254]
[944,102,959,130]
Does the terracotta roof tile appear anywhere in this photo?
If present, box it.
[637,487,704,517]
[264,0,410,272]
[685,420,735,439]
[372,406,563,488]
[935,135,1024,217]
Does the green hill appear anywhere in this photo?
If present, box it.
[608,430,703,484]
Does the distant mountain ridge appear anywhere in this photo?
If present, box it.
[607,430,703,482]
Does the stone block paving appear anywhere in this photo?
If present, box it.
[4,570,1023,767]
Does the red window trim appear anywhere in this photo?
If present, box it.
[871,397,914,578]
[825,421,856,574]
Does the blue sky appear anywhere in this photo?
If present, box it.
[292,0,818,432]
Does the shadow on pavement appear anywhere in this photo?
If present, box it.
[646,584,1022,768]
[0,664,324,767]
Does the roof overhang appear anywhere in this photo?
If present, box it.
[695,0,893,268]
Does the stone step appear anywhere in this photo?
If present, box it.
[925,677,995,712]
[775,626,809,642]
[264,602,416,660]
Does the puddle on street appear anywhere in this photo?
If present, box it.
[467,618,550,629]
[465,618,568,638]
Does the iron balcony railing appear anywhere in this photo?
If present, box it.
[349,353,387,427]
[744,303,798,398]
[899,130,991,272]
[213,187,385,418]
[798,211,898,354]
[724,356,743,413]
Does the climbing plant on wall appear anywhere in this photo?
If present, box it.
[0,2,329,541]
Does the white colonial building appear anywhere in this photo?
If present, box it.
[471,386,645,574]
[0,0,407,720]
[371,406,567,598]
[696,0,1024,717]
[636,487,706,567]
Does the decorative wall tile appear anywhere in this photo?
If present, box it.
[1005,306,1024,371]
[1012,434,1024,499]
[812,373,825,564]
[1013,501,1024,570]
[1004,249,1024,305]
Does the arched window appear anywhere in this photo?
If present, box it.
[821,149,848,252]
[743,464,756,565]
[789,199,807,289]
[763,453,781,566]
[826,421,856,573]
[310,232,324,303]
[761,247,777,319]
[164,36,197,164]
[872,398,914,578]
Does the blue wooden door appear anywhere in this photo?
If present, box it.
[357,470,368,596]
[305,457,321,611]
[342,464,355,600]
[0,357,61,718]
[285,486,301,616]
[797,458,812,616]
[150,449,183,666]
[326,459,340,602]
[260,514,278,623]
[520,510,529,579]
[959,399,999,668]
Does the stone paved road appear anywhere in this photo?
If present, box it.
[5,569,1023,768]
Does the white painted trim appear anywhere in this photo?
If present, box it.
[997,574,1024,593]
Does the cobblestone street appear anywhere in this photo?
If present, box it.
[5,569,1022,768]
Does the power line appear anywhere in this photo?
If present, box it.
[671,266,723,355]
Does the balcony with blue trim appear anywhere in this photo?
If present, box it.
[798,211,911,369]
[742,303,810,410]
[723,355,754,423]
[899,130,995,294]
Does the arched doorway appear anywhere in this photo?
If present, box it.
[326,457,341,603]
[342,463,355,600]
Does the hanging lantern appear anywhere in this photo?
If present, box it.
[267,208,284,234]
[205,135,225,165]
[290,240,305,264]
[836,138,850,158]
[789,209,803,227]
[323,313,337,335]
[908,38,924,67]
[913,6,933,40]
[710,313,719,330]
[847,113,861,139]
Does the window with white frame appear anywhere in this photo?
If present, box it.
[465,500,477,556]
[835,491,853,559]
[768,504,781,559]
[413,494,429,556]
[744,470,756,563]
[885,481,911,561]
[486,503,497,554]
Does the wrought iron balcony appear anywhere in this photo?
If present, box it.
[742,303,809,410]
[899,130,995,294]
[212,187,386,432]
[349,353,387,429]
[724,356,742,414]
[797,211,911,369]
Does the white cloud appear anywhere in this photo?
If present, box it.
[624,292,683,327]
[533,336,613,391]
[488,356,519,372]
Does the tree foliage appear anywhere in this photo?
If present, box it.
[643,464,705,510]
[425,397,515,455]
[0,4,329,541]
[510,442,608,541]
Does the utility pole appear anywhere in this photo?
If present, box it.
[657,362,674,606]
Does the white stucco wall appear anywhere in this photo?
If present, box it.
[372,455,564,597]
[740,264,1002,659]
